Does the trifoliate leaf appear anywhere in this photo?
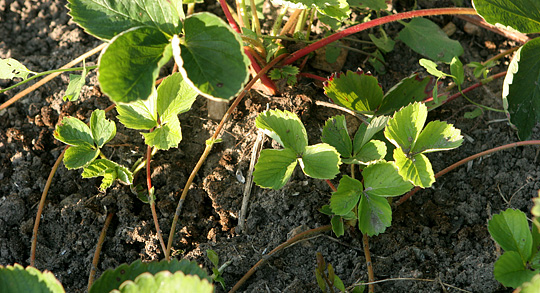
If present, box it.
[358,192,391,236]
[363,162,413,197]
[321,115,352,158]
[393,148,434,188]
[300,143,341,179]
[54,117,95,148]
[324,70,383,115]
[255,109,308,154]
[90,109,116,148]
[63,145,100,169]
[412,120,463,154]
[82,159,133,191]
[253,148,298,189]
[330,175,362,215]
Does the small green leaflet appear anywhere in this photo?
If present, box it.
[270,0,350,20]
[377,73,434,115]
[362,162,413,197]
[99,27,172,104]
[397,18,463,63]
[331,216,345,237]
[54,110,116,170]
[116,271,213,293]
[253,148,298,189]
[0,58,34,80]
[348,0,386,10]
[502,37,540,140]
[330,175,362,215]
[488,209,533,263]
[269,65,300,86]
[0,264,65,293]
[494,251,538,289]
[82,159,133,191]
[321,115,353,158]
[384,102,462,187]
[520,274,540,292]
[369,31,395,53]
[358,190,391,236]
[255,109,308,154]
[324,70,384,114]
[67,0,183,40]
[300,144,341,179]
[473,0,540,34]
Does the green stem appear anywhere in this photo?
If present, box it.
[249,0,261,35]
[271,4,289,36]
[239,0,250,32]
[146,143,168,260]
[294,9,307,34]
[283,8,477,65]
[395,140,540,206]
[165,54,288,260]
[0,65,97,94]
[305,8,316,41]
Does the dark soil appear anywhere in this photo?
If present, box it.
[1,0,538,292]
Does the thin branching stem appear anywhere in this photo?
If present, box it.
[88,212,114,291]
[395,140,540,206]
[229,225,332,292]
[283,8,477,65]
[0,43,106,111]
[165,54,288,259]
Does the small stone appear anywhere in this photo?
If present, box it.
[463,22,482,36]
[443,22,457,37]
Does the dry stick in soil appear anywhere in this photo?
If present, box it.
[349,277,472,293]
[395,140,540,207]
[229,225,333,293]
[88,212,114,291]
[165,54,288,259]
[30,103,116,266]
[283,8,477,65]
[0,43,107,111]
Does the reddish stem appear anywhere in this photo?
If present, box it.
[299,72,327,82]
[217,0,241,34]
[325,179,337,192]
[283,8,477,65]
[245,48,278,95]
[395,140,540,206]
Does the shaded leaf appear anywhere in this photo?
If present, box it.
[90,109,116,148]
[116,90,159,130]
[358,193,391,236]
[502,37,540,140]
[397,18,463,63]
[321,115,352,158]
[348,0,386,10]
[82,159,133,191]
[347,140,386,165]
[54,117,94,148]
[353,116,389,152]
[378,73,434,116]
[330,175,363,215]
[331,216,345,237]
[384,102,427,153]
[324,70,383,114]
[64,70,87,101]
[494,251,537,289]
[488,209,533,263]
[64,145,100,169]
[0,264,64,293]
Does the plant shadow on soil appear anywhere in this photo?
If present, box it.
[1,0,539,292]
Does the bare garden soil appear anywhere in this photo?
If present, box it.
[1,0,539,292]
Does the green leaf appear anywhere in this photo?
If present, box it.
[347,140,386,165]
[358,193,391,236]
[0,264,65,293]
[384,102,427,153]
[473,0,540,34]
[63,72,86,101]
[64,145,100,169]
[271,0,350,20]
[255,109,308,154]
[99,27,172,104]
[353,116,389,152]
[321,115,352,158]
[116,271,213,293]
[207,250,219,268]
[90,259,209,293]
[397,18,463,63]
[175,13,250,101]
[334,274,346,291]
[520,274,540,293]
[67,0,183,40]
[369,32,395,53]
[143,116,182,150]
[82,159,133,191]
[116,90,159,130]
[331,216,345,237]
[324,70,384,114]
[363,162,413,197]
[0,58,34,80]
[378,73,434,115]
[301,144,341,179]
[156,72,198,123]
[54,117,95,148]
[348,0,386,10]
[488,209,533,263]
[494,251,537,288]
[253,148,298,189]
[502,37,540,140]
[419,59,450,79]
[90,109,116,148]
[412,120,463,154]
[450,56,464,86]
[464,107,483,119]
[393,148,434,188]
[330,175,363,215]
